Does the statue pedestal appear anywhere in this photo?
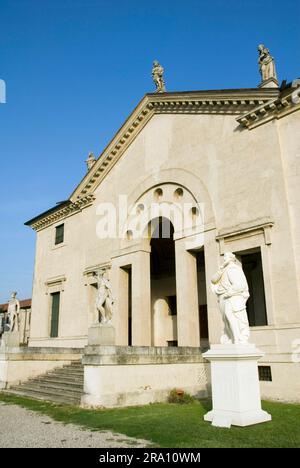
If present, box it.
[259,77,279,88]
[203,344,271,428]
[0,330,20,350]
[88,323,115,346]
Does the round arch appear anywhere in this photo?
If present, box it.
[117,168,215,252]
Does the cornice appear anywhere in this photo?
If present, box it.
[45,275,67,287]
[216,217,274,254]
[236,86,300,129]
[29,194,95,231]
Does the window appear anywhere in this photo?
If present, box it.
[258,366,272,382]
[55,224,64,245]
[240,251,268,326]
[50,292,60,337]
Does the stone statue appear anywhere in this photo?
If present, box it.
[258,44,277,83]
[86,152,96,171]
[211,252,250,345]
[152,60,166,93]
[94,270,114,324]
[7,291,20,333]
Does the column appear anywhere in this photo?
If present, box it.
[175,238,200,347]
[111,261,129,345]
[131,250,151,346]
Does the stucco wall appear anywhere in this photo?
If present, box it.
[29,111,300,348]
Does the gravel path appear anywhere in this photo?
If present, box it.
[0,402,151,448]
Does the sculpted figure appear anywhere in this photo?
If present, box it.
[94,270,114,324]
[258,44,277,82]
[86,152,96,171]
[7,291,20,332]
[152,60,166,93]
[211,252,250,345]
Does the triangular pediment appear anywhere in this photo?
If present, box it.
[26,87,286,231]
[70,88,279,202]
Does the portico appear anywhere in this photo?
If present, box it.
[109,178,215,349]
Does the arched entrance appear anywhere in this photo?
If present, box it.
[111,180,213,347]
[150,217,177,346]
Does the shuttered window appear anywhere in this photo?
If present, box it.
[50,292,60,338]
[55,224,64,245]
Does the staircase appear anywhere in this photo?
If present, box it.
[5,361,84,405]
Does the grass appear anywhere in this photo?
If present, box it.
[0,393,300,448]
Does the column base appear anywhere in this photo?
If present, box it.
[203,343,272,428]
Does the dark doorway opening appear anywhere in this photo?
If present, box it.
[240,250,268,326]
[150,217,175,278]
[196,250,209,346]
[150,217,177,346]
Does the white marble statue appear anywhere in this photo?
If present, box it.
[211,252,250,344]
[7,291,20,333]
[94,270,114,325]
[258,44,277,83]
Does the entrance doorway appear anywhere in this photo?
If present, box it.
[196,250,209,347]
[150,217,177,346]
[149,217,209,347]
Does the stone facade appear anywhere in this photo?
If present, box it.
[21,82,300,403]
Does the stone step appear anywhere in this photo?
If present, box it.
[4,389,80,405]
[33,376,84,387]
[5,362,85,406]
[64,363,83,369]
[46,373,84,381]
[29,381,83,393]
[50,369,84,377]
[10,383,83,398]
[54,365,83,371]
[44,369,84,378]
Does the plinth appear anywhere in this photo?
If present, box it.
[258,77,279,88]
[0,330,20,349]
[203,343,271,428]
[87,323,115,346]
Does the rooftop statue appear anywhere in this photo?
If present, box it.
[152,60,166,93]
[211,252,250,345]
[86,152,96,171]
[258,44,278,83]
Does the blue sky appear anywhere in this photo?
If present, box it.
[0,0,299,303]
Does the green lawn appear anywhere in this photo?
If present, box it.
[0,393,299,448]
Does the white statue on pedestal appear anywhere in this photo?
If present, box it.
[204,253,271,427]
[94,270,114,325]
[211,252,250,345]
[7,292,20,333]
